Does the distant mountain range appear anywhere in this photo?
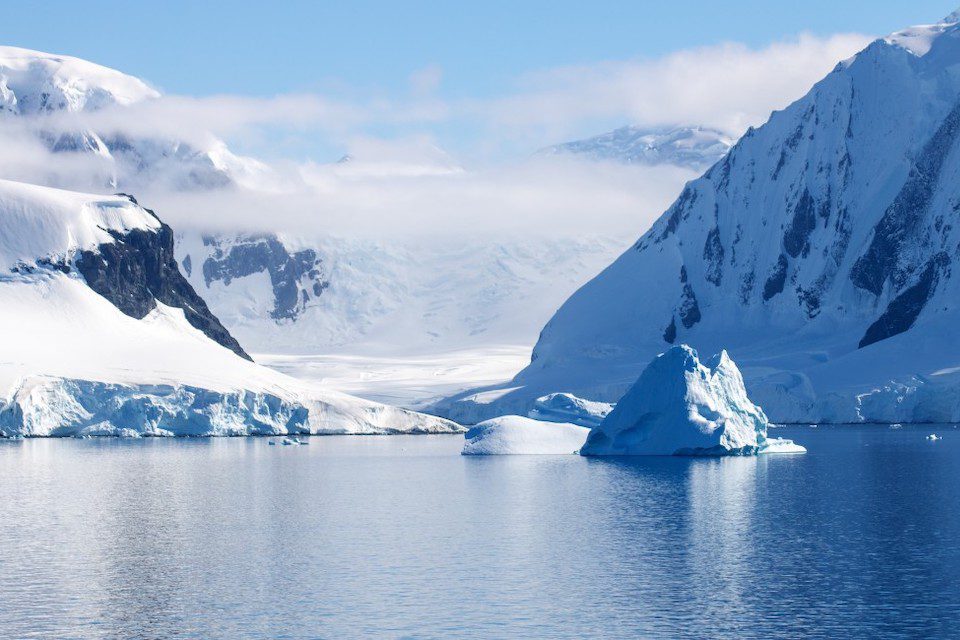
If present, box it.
[541,125,734,170]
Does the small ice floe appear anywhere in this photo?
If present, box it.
[462,416,590,455]
[889,423,903,430]
[926,434,942,441]
[758,437,807,454]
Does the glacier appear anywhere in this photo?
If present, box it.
[580,345,804,456]
[438,9,960,426]
[0,179,461,437]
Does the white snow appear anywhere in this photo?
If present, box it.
[542,125,734,170]
[0,179,461,437]
[461,415,590,455]
[0,45,158,113]
[0,179,158,268]
[258,347,531,409]
[441,12,960,426]
[580,346,802,456]
[179,233,628,357]
[0,46,272,192]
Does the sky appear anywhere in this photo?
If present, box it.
[3,1,957,97]
[1,1,957,238]
[2,1,954,161]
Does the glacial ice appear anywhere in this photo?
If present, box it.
[580,346,804,456]
[0,375,458,438]
[461,415,590,455]
[528,393,613,427]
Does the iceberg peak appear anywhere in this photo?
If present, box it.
[580,345,804,456]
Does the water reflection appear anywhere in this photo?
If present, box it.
[1,428,959,639]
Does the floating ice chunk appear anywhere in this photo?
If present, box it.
[461,415,590,455]
[529,393,613,427]
[758,437,807,454]
[582,345,803,456]
[926,434,942,441]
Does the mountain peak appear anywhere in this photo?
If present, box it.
[541,124,734,170]
[945,8,960,24]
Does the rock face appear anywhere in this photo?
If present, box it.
[581,346,774,456]
[542,125,734,170]
[74,197,249,360]
[197,234,327,322]
[441,10,960,425]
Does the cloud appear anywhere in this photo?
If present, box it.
[142,152,697,240]
[409,65,444,96]
[14,31,872,159]
[0,30,876,241]
[466,32,872,146]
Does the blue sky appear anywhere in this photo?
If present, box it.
[4,1,956,162]
[4,1,955,96]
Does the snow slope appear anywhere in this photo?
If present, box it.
[0,179,460,436]
[542,125,734,170]
[0,46,267,191]
[178,233,628,356]
[437,9,960,425]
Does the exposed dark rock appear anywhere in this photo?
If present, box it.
[659,186,698,240]
[851,99,960,296]
[763,254,789,301]
[678,267,702,329]
[703,227,724,286]
[202,235,328,321]
[75,220,251,360]
[858,255,946,348]
[663,316,677,344]
[783,189,817,258]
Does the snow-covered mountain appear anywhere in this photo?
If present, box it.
[437,10,960,425]
[542,125,734,170]
[0,46,631,354]
[0,178,459,436]
[0,46,266,191]
[177,233,626,356]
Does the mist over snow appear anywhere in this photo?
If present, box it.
[0,31,873,240]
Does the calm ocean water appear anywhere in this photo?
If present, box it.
[1,425,958,639]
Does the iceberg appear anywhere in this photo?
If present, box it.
[461,416,590,456]
[580,345,805,456]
